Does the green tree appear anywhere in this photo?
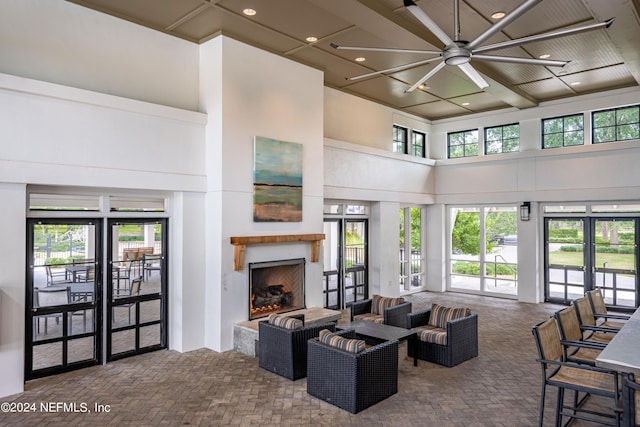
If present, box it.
[451,211,480,255]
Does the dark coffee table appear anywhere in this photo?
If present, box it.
[337,320,418,366]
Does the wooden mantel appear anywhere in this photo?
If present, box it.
[230,233,325,271]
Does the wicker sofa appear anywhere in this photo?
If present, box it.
[306,329,398,413]
[258,317,336,380]
[350,295,412,328]
[407,303,478,367]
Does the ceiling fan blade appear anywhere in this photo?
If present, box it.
[404,0,454,48]
[405,61,446,93]
[457,63,489,89]
[330,43,441,55]
[346,57,443,81]
[466,0,542,50]
[472,54,568,67]
[473,18,615,54]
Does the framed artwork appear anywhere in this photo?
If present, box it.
[253,136,303,222]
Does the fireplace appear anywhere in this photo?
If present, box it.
[248,258,305,320]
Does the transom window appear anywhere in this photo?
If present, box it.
[393,125,408,154]
[485,123,519,154]
[592,105,640,143]
[542,114,584,148]
[448,129,479,158]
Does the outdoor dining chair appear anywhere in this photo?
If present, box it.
[532,317,621,427]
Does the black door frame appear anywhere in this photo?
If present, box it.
[106,218,168,361]
[25,218,103,380]
[544,216,639,309]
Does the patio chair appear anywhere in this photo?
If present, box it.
[587,289,631,323]
[44,265,71,286]
[350,294,412,328]
[258,314,336,380]
[34,286,87,335]
[574,296,621,343]
[554,305,606,366]
[622,373,640,427]
[113,277,142,323]
[532,317,621,427]
[142,253,162,281]
[406,303,478,367]
[306,329,398,414]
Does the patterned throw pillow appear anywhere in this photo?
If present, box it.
[371,294,405,315]
[318,329,365,353]
[268,314,303,330]
[427,303,471,329]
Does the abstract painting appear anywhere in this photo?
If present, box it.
[253,136,303,222]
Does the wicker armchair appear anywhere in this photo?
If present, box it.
[350,295,412,328]
[306,329,398,414]
[407,304,478,367]
[258,320,336,380]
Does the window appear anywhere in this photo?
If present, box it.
[542,114,584,148]
[393,125,408,154]
[592,105,640,143]
[399,207,425,292]
[448,129,479,158]
[411,131,426,157]
[484,123,519,154]
[449,206,518,296]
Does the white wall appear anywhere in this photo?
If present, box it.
[199,36,325,352]
[324,87,430,151]
[0,0,199,111]
[0,184,26,397]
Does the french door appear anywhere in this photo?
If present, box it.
[322,218,368,309]
[107,219,167,361]
[545,217,638,309]
[26,219,102,380]
[26,217,168,379]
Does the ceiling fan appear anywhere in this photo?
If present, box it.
[331,0,614,92]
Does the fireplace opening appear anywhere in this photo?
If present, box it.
[249,258,305,320]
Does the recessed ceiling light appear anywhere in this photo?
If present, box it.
[306,36,318,43]
[418,84,430,90]
[243,8,257,16]
[491,11,506,19]
[570,81,581,86]
[462,102,470,106]
[539,54,551,59]
[355,57,366,62]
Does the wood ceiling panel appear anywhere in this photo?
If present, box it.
[447,91,511,112]
[559,65,637,93]
[174,7,301,51]
[343,76,440,107]
[70,0,205,30]
[402,100,471,120]
[516,78,575,99]
[217,0,352,42]
[65,0,640,120]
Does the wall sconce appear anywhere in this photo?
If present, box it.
[520,202,531,221]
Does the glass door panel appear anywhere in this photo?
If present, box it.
[593,219,637,309]
[484,207,518,295]
[343,219,367,306]
[545,219,586,304]
[322,220,341,309]
[322,217,368,309]
[450,208,481,291]
[107,220,167,361]
[26,220,101,379]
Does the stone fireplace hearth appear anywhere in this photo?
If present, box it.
[249,258,305,321]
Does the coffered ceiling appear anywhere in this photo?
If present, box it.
[67,0,640,120]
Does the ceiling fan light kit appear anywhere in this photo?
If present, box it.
[332,0,614,93]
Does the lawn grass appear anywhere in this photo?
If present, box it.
[548,251,636,270]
